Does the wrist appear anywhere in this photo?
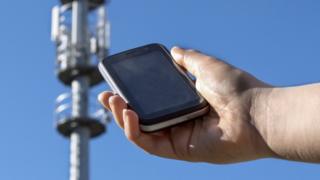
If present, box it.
[250,84,320,162]
[248,86,279,159]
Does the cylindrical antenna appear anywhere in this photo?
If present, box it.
[51,0,111,180]
[70,77,90,180]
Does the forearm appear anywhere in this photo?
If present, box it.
[251,83,320,162]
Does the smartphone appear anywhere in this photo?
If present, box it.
[99,43,209,132]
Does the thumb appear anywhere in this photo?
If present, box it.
[170,46,223,78]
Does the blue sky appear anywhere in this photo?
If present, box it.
[0,0,319,179]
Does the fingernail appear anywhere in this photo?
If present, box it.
[98,93,104,102]
[123,109,129,122]
[171,46,183,60]
[123,109,128,116]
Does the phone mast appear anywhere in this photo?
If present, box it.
[51,0,111,180]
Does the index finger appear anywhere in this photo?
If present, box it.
[170,46,222,78]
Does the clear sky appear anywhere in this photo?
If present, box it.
[0,0,319,179]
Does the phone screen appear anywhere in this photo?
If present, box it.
[108,49,201,119]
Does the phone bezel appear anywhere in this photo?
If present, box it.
[99,43,208,126]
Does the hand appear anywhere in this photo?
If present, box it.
[98,47,275,163]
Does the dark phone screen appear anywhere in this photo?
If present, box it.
[110,49,200,118]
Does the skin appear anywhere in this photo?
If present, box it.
[98,46,320,163]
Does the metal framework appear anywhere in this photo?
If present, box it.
[51,0,110,180]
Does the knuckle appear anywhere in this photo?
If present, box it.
[232,68,243,77]
[206,56,215,62]
[186,49,197,53]
[184,49,198,60]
